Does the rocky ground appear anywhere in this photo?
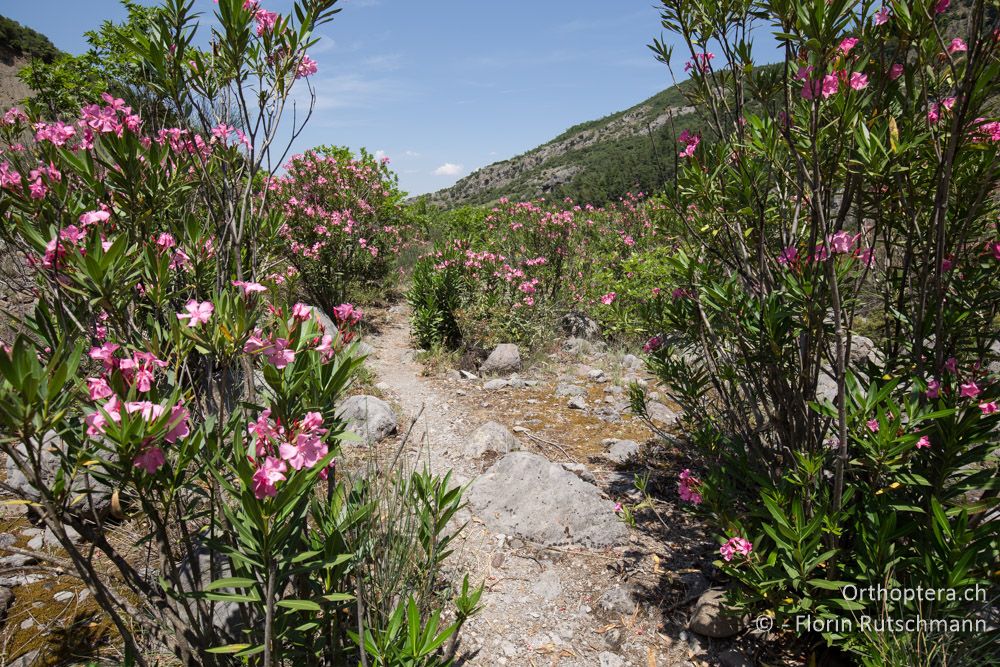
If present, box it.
[0,302,773,666]
[354,304,766,667]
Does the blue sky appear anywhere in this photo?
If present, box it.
[5,1,774,195]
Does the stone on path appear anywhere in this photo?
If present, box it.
[338,395,398,444]
[480,344,522,375]
[483,379,510,391]
[465,422,520,459]
[467,452,628,548]
[605,439,639,464]
[688,589,746,638]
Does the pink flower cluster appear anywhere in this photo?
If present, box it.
[247,409,331,498]
[720,536,752,562]
[677,129,701,158]
[84,343,190,474]
[678,469,702,505]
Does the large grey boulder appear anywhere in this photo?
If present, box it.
[467,452,628,548]
[4,431,114,519]
[465,422,520,459]
[338,395,397,444]
[688,589,746,638]
[178,545,243,641]
[480,344,522,375]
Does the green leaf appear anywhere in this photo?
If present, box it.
[276,599,322,612]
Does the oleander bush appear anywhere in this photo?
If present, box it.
[625,0,1000,661]
[408,193,666,350]
[268,146,410,311]
[0,0,477,664]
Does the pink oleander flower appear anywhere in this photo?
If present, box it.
[254,9,279,35]
[643,334,663,353]
[296,54,318,79]
[280,432,328,471]
[866,418,879,433]
[980,401,998,415]
[79,210,111,227]
[169,248,191,270]
[165,405,191,443]
[874,7,890,24]
[821,74,839,98]
[916,435,931,449]
[600,292,617,305]
[849,72,869,90]
[720,537,753,562]
[839,37,859,54]
[928,103,941,124]
[156,233,176,250]
[134,446,166,474]
[778,246,798,265]
[265,338,295,369]
[292,303,312,321]
[935,0,949,12]
[959,381,981,399]
[926,378,941,399]
[252,456,287,498]
[232,280,267,295]
[829,230,857,254]
[944,356,958,374]
[244,331,269,354]
[677,129,701,158]
[992,242,1000,260]
[87,377,114,401]
[677,469,703,505]
[177,300,214,327]
[333,303,363,325]
[889,63,904,80]
[125,400,166,422]
[948,38,967,53]
[85,396,122,436]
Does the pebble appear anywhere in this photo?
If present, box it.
[20,618,34,630]
[567,396,587,410]
[54,591,75,602]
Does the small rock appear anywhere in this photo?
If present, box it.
[530,568,563,601]
[561,312,602,340]
[647,401,679,425]
[460,370,478,380]
[605,440,640,464]
[44,524,80,547]
[484,379,510,391]
[54,591,74,602]
[20,618,34,630]
[598,584,636,615]
[9,649,39,667]
[0,586,12,617]
[26,536,43,551]
[562,337,593,355]
[567,396,587,410]
[446,369,462,381]
[688,589,747,638]
[621,354,642,370]
[598,651,626,667]
[480,344,522,375]
[587,368,606,381]
[555,382,587,397]
[465,422,521,459]
[0,554,36,569]
[718,649,753,667]
[0,533,15,549]
[337,395,398,444]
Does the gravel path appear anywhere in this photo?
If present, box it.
[363,305,698,666]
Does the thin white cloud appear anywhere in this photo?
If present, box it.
[404,150,420,157]
[363,54,403,71]
[374,149,388,161]
[433,163,463,176]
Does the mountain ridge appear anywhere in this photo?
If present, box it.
[424,79,704,208]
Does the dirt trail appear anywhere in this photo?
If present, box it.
[363,305,700,667]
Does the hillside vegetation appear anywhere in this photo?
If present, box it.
[425,81,707,207]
